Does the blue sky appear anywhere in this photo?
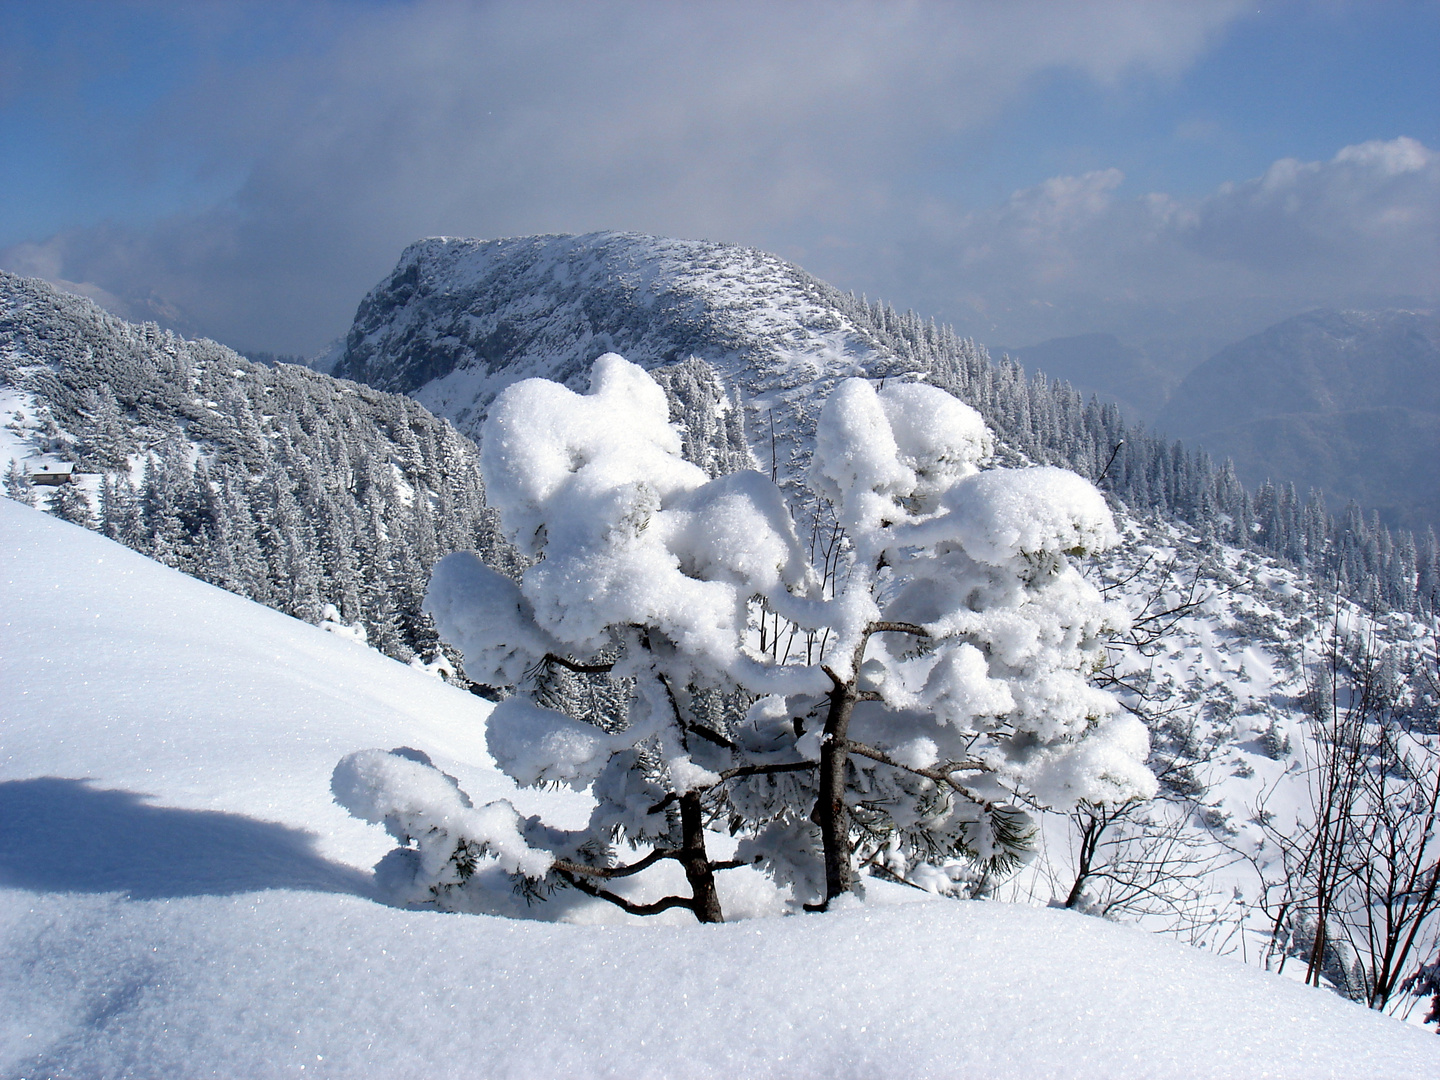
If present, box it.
[0,1,1435,355]
[958,2,1439,203]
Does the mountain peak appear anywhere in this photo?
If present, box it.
[337,231,909,441]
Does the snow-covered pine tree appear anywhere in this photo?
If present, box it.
[3,460,35,506]
[726,374,1156,906]
[75,383,128,471]
[336,354,1154,918]
[47,480,93,528]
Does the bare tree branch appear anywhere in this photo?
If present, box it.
[552,849,676,881]
[867,621,931,638]
[543,652,614,675]
[553,868,696,916]
[844,739,988,783]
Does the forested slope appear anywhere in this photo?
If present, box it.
[0,270,501,662]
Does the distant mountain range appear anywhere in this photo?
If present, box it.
[333,232,1432,620]
[10,232,1432,609]
[1003,310,1439,534]
[1156,309,1439,534]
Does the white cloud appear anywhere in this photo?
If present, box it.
[1187,137,1438,274]
[0,238,136,319]
[881,136,1439,349]
[1333,135,1431,175]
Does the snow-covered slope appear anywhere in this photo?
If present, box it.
[0,497,549,878]
[4,498,1437,1077]
[1066,518,1437,929]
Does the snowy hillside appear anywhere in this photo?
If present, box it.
[3,498,1437,1078]
[1057,516,1439,955]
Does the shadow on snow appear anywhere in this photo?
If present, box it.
[0,777,372,900]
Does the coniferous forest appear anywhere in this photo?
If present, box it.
[2,271,503,664]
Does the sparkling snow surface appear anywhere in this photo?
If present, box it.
[2,499,1436,1079]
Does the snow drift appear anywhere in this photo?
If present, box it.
[2,498,1436,1077]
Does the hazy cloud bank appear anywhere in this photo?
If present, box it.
[7,2,1431,357]
[892,136,1438,352]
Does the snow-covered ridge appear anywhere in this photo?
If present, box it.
[337,233,1435,632]
[339,233,1436,628]
[338,231,910,447]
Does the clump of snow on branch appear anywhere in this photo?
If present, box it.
[424,555,561,687]
[485,697,621,788]
[477,352,817,675]
[332,747,552,905]
[927,466,1119,568]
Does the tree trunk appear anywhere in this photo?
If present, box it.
[813,679,857,907]
[678,791,724,924]
[1064,808,1103,909]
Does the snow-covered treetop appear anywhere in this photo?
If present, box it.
[477,352,817,679]
[811,378,993,529]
